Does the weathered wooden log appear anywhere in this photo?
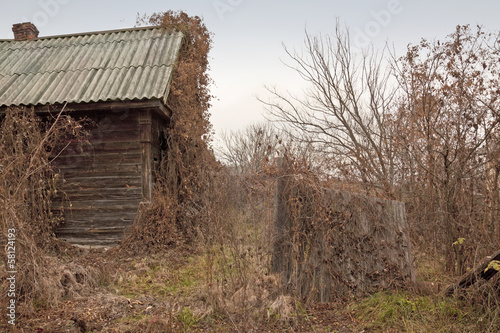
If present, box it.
[443,248,500,296]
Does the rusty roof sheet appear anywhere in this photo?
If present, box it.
[0,26,184,107]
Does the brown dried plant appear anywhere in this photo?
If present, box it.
[393,25,500,272]
[0,106,91,313]
[121,11,217,252]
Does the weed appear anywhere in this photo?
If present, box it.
[178,307,197,332]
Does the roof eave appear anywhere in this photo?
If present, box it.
[0,99,172,119]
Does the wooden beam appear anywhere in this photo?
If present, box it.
[0,99,171,119]
[443,248,500,296]
[139,109,152,202]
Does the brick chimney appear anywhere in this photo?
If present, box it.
[12,22,39,40]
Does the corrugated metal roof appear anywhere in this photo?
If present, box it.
[0,26,184,107]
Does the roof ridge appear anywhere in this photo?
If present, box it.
[0,63,175,78]
[0,29,182,51]
[0,25,170,42]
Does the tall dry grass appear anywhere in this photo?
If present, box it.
[0,107,98,317]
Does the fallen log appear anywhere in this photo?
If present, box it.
[443,248,500,296]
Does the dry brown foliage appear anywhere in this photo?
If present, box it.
[271,155,414,303]
[393,25,500,272]
[0,107,98,314]
[122,11,217,252]
[265,24,500,275]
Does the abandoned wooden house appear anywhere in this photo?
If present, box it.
[0,22,185,246]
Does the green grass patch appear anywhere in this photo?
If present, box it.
[178,306,198,332]
[112,254,207,300]
[351,291,499,332]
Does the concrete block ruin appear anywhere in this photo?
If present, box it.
[271,161,415,302]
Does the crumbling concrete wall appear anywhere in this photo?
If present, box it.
[271,160,415,302]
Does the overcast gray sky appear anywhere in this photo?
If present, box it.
[1,0,499,148]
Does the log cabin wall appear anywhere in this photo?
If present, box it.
[52,108,145,246]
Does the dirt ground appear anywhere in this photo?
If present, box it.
[4,242,497,332]
[1,245,363,333]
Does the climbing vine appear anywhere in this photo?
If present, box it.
[122,11,216,251]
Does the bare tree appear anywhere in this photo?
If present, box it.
[261,23,398,197]
[219,122,280,175]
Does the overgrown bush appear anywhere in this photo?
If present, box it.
[121,10,217,252]
[0,106,93,314]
